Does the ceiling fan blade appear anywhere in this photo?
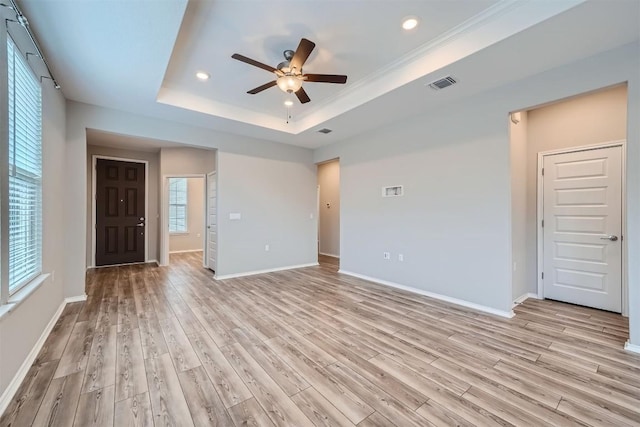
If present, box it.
[232,53,278,73]
[295,87,311,104]
[304,74,347,84]
[247,81,277,94]
[290,38,315,72]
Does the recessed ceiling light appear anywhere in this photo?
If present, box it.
[196,71,210,81]
[402,16,419,30]
[284,100,294,107]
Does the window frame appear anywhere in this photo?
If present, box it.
[1,28,43,303]
[168,177,188,234]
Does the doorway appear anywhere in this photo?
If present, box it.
[317,159,340,268]
[164,175,207,265]
[509,84,628,314]
[539,144,624,312]
[93,156,148,267]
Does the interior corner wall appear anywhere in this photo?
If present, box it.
[317,160,340,258]
[65,101,314,298]
[524,84,628,304]
[313,43,639,318]
[169,177,205,253]
[0,81,67,397]
[510,111,529,302]
[85,145,161,266]
[216,151,317,277]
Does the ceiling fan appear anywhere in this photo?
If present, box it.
[231,38,347,104]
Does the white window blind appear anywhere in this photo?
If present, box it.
[7,35,42,294]
[169,178,187,233]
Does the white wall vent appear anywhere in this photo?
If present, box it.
[382,185,403,197]
[428,76,457,90]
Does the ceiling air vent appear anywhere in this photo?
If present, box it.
[318,128,332,134]
[428,76,457,90]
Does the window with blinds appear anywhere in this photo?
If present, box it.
[7,35,42,294]
[169,178,188,233]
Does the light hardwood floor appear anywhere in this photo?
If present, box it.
[2,252,639,426]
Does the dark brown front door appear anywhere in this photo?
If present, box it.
[95,158,146,266]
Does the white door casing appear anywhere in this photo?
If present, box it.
[207,172,217,272]
[542,146,622,312]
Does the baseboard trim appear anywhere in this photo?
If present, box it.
[0,299,67,416]
[512,292,539,308]
[168,250,203,254]
[624,341,640,354]
[319,252,340,259]
[215,263,319,280]
[65,294,88,303]
[338,269,514,318]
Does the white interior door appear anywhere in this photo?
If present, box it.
[543,146,622,312]
[206,172,217,272]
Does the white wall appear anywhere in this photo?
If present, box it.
[85,145,160,265]
[159,147,216,176]
[522,85,628,301]
[0,80,67,397]
[216,151,318,277]
[318,160,340,257]
[314,43,640,322]
[510,111,529,302]
[318,102,513,314]
[169,177,205,253]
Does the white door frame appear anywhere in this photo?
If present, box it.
[206,171,217,272]
[537,140,627,315]
[316,185,320,254]
[160,174,206,266]
[91,155,149,268]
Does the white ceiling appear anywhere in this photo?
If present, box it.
[17,0,640,149]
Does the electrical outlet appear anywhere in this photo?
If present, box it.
[265,244,270,251]
[398,254,404,262]
[383,252,390,260]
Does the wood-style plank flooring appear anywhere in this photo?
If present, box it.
[2,252,639,426]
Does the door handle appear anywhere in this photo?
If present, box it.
[136,223,145,227]
[600,235,618,241]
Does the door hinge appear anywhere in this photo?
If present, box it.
[541,220,544,228]
[541,168,544,176]
[541,272,544,280]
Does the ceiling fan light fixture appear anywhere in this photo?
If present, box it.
[196,71,210,81]
[277,75,303,93]
[402,16,419,30]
